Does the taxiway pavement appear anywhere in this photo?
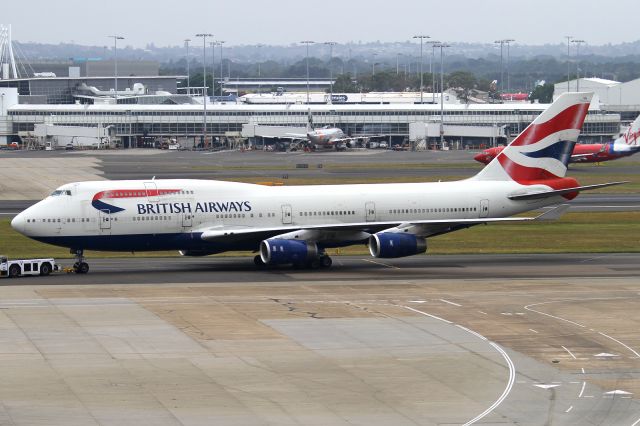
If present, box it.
[0,253,639,425]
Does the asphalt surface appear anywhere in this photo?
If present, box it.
[2,147,639,179]
[0,253,639,425]
[4,253,639,285]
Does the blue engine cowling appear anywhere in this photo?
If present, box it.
[260,239,318,265]
[368,232,427,258]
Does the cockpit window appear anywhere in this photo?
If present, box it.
[51,190,72,196]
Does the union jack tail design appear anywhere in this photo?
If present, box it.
[473,92,593,187]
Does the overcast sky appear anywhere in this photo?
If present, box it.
[5,0,638,48]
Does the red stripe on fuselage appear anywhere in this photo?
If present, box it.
[92,189,181,201]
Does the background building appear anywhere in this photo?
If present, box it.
[554,77,640,121]
[4,101,620,148]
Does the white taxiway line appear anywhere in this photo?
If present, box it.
[578,381,586,398]
[631,417,640,426]
[403,306,452,324]
[524,301,586,328]
[565,406,573,413]
[598,331,640,358]
[561,345,577,360]
[440,298,462,307]
[402,306,516,426]
[361,259,400,269]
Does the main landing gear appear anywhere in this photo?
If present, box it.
[253,254,333,269]
[71,249,89,274]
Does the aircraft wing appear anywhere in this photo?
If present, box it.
[259,134,306,140]
[570,153,596,161]
[198,205,568,244]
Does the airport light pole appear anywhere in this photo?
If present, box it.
[217,40,225,97]
[435,43,450,148]
[413,35,430,104]
[108,35,124,100]
[396,53,402,75]
[210,41,216,101]
[301,41,315,104]
[371,53,378,77]
[325,41,336,102]
[504,39,515,93]
[427,40,440,103]
[565,35,573,92]
[196,33,213,149]
[571,39,585,91]
[184,39,191,95]
[257,43,264,93]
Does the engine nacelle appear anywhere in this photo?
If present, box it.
[178,250,216,257]
[368,232,427,259]
[260,239,318,265]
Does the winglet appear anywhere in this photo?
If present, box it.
[534,204,571,221]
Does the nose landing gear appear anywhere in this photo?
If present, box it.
[71,249,89,274]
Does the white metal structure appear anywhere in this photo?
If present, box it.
[0,25,18,79]
[11,93,624,273]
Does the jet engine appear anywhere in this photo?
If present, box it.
[260,239,318,265]
[368,232,427,259]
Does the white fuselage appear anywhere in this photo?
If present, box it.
[307,128,345,145]
[11,178,556,253]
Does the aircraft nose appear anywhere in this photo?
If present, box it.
[11,213,25,234]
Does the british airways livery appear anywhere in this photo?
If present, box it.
[11,93,624,274]
[474,113,640,165]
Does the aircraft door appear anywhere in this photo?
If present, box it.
[281,204,292,224]
[99,209,112,232]
[365,202,376,222]
[479,199,489,218]
[182,212,193,228]
[144,182,159,202]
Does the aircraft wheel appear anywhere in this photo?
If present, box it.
[308,259,321,269]
[76,262,89,274]
[320,256,332,268]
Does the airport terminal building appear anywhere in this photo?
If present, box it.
[5,101,621,148]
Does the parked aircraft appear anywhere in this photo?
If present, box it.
[474,114,640,165]
[11,93,624,274]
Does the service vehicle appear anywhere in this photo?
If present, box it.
[0,255,60,278]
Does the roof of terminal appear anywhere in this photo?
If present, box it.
[8,102,601,112]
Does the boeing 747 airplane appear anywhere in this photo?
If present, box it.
[11,92,624,274]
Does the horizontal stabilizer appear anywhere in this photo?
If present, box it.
[508,181,628,201]
[534,204,571,221]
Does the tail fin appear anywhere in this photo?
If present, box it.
[473,92,593,182]
[615,114,640,148]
